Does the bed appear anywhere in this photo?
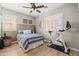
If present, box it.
[17,30,44,52]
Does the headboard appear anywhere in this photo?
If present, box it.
[17,24,35,33]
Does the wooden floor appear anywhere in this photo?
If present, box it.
[0,42,79,56]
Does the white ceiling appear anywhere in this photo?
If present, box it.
[0,3,67,17]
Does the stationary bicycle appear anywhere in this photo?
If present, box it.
[48,21,71,54]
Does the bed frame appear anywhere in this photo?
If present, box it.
[17,40,44,53]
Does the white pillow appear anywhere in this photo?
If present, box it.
[18,30,24,34]
[23,30,31,34]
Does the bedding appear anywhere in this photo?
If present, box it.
[17,30,31,34]
[17,33,44,50]
[23,30,31,34]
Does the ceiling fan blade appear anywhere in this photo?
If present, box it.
[22,6,32,9]
[36,10,41,13]
[36,5,48,8]
[30,3,35,8]
[31,3,35,6]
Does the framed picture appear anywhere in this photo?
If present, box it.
[23,19,27,24]
[29,20,32,24]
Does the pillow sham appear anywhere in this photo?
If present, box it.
[23,30,31,34]
[18,30,24,34]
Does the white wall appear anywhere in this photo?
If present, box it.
[0,7,2,36]
[78,3,79,11]
[36,3,79,50]
[63,4,79,50]
[0,15,1,37]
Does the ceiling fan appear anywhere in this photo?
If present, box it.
[22,3,48,13]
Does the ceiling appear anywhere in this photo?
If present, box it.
[0,3,67,17]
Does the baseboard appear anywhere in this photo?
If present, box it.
[68,47,79,52]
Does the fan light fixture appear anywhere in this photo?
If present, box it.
[22,3,48,13]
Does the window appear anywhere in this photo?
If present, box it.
[43,16,53,31]
[43,13,63,31]
[52,13,63,31]
[3,13,17,31]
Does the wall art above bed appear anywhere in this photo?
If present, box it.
[23,19,32,25]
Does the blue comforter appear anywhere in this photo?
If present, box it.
[17,33,44,49]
